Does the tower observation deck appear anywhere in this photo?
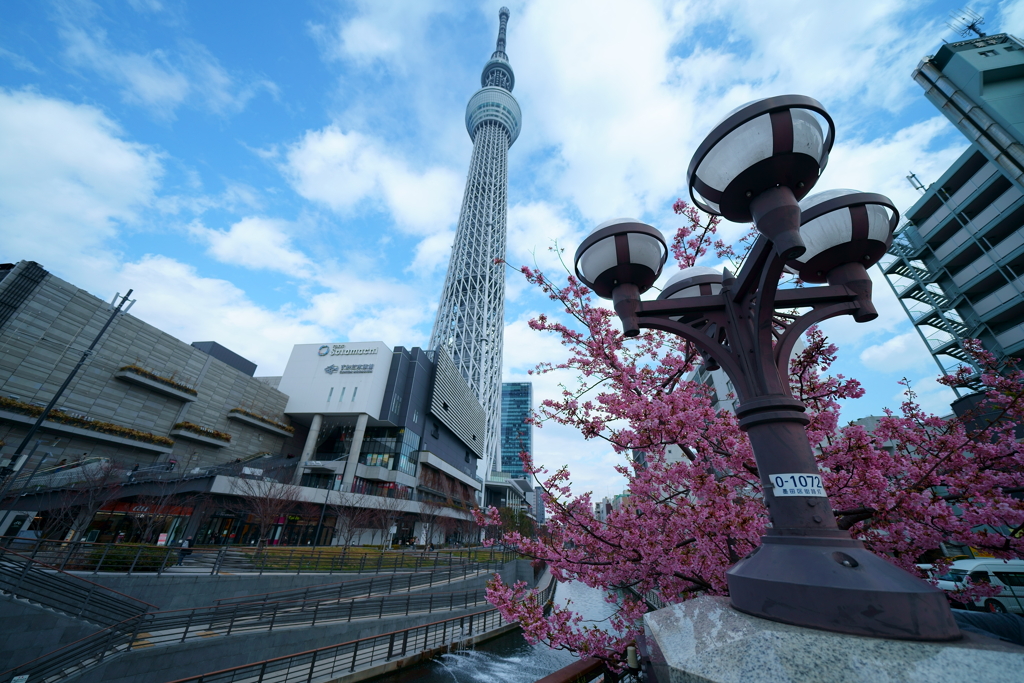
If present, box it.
[430,7,522,478]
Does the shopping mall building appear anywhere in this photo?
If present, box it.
[0,261,495,546]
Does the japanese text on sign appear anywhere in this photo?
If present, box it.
[771,473,825,497]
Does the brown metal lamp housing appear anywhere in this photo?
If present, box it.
[687,95,835,260]
[576,95,960,642]
[573,218,668,337]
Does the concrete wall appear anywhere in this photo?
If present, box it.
[0,597,99,672]
[0,264,292,472]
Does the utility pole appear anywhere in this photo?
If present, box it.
[11,290,135,459]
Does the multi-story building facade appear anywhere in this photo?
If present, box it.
[430,8,521,479]
[880,33,1024,395]
[0,262,486,546]
[500,381,532,477]
[274,342,484,520]
[0,260,292,476]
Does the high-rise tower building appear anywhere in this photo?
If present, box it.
[500,381,532,477]
[880,33,1024,398]
[430,8,521,477]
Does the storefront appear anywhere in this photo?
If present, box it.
[195,508,336,546]
[84,501,194,544]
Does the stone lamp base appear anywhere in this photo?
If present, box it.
[643,596,1024,683]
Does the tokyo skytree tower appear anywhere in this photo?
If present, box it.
[430,7,521,477]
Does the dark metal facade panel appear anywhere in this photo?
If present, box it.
[429,348,485,458]
[0,261,47,334]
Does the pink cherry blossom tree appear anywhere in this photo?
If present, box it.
[480,201,1024,668]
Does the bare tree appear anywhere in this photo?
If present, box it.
[418,495,447,547]
[65,459,126,541]
[368,493,407,549]
[228,475,300,547]
[329,491,375,547]
[38,489,82,540]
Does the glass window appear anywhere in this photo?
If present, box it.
[936,569,967,583]
[968,571,991,584]
[351,476,413,500]
[995,572,1024,587]
[352,387,358,401]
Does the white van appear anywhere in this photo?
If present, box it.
[933,558,1024,614]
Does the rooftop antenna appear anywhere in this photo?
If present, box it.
[947,7,986,38]
[907,172,926,193]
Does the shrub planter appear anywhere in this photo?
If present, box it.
[170,422,231,448]
[115,367,197,402]
[227,410,294,438]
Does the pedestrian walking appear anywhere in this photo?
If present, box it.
[177,536,193,566]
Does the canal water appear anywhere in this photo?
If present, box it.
[380,581,617,683]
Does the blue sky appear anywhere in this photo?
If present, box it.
[2,0,1022,498]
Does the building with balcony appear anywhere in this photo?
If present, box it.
[880,33,1024,393]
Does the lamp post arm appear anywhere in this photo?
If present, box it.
[773,301,859,390]
[638,317,747,398]
[731,235,772,304]
[750,249,789,396]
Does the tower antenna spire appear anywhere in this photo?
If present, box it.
[947,7,986,38]
[494,7,510,58]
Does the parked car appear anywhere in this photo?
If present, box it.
[933,558,1024,614]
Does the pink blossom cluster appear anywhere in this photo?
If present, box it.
[483,202,1024,669]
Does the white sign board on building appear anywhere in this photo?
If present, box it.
[278,341,392,418]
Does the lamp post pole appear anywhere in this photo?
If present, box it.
[574,95,960,641]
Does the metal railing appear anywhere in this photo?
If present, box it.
[0,558,517,683]
[0,615,144,683]
[164,574,558,683]
[0,538,513,576]
[213,560,502,606]
[134,585,491,647]
[0,546,155,627]
[535,658,615,683]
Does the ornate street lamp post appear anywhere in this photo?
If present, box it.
[574,96,960,640]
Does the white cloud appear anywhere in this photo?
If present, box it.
[283,125,463,237]
[0,47,43,74]
[0,88,162,284]
[891,373,959,418]
[859,331,932,371]
[309,1,456,68]
[999,0,1024,34]
[819,117,966,221]
[411,230,455,273]
[507,201,584,273]
[191,217,311,274]
[117,255,328,373]
[56,3,275,118]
